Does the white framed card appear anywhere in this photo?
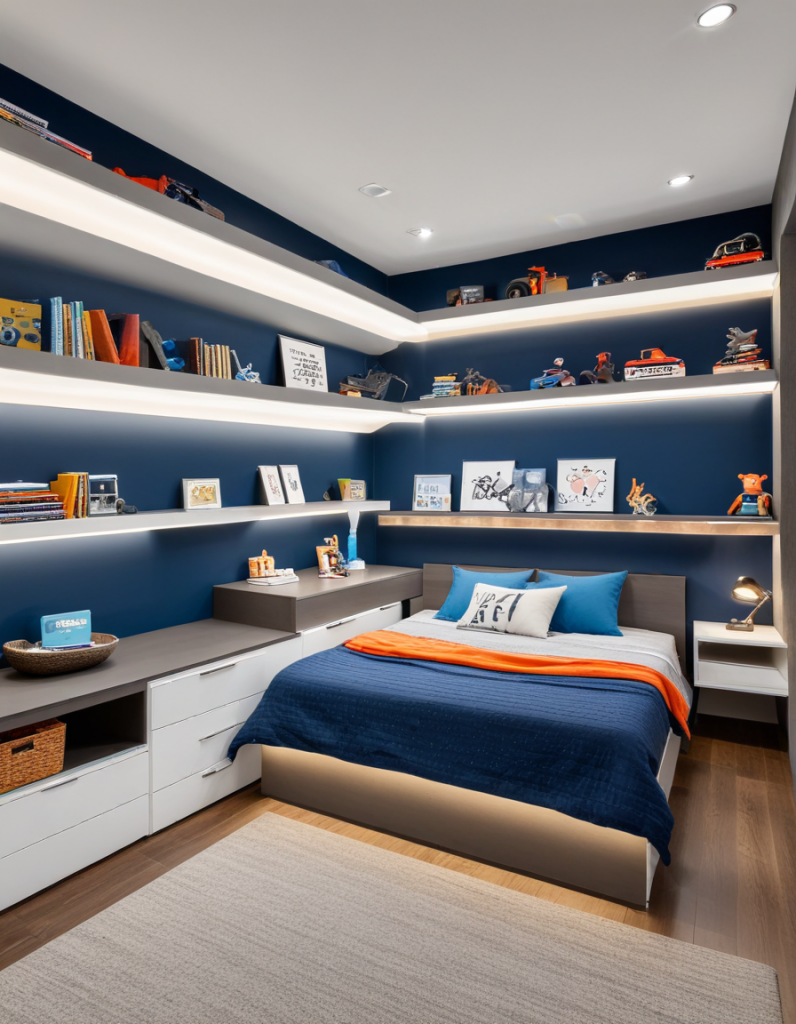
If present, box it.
[258,465,285,505]
[460,461,516,512]
[555,458,615,512]
[413,474,452,512]
[279,335,328,391]
[278,464,305,504]
[182,478,222,510]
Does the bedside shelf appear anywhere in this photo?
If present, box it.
[0,501,390,546]
[377,511,779,537]
[693,621,787,698]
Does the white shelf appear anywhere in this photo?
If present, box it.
[0,121,778,354]
[693,620,787,698]
[0,501,390,546]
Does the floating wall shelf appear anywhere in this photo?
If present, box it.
[0,501,390,546]
[0,122,778,355]
[378,512,779,537]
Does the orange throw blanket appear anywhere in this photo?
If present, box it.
[345,630,691,738]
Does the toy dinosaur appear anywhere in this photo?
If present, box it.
[626,478,657,516]
[728,473,772,517]
[461,368,506,395]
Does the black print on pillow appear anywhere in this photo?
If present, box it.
[466,590,523,629]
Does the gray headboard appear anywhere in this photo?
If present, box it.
[422,563,687,670]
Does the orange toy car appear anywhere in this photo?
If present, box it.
[705,233,765,271]
[624,348,686,381]
[505,267,568,299]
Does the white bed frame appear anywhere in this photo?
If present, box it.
[261,564,688,907]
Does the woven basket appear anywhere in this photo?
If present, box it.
[0,719,66,794]
[2,634,119,676]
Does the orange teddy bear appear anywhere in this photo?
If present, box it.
[728,473,772,517]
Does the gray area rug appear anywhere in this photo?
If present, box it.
[0,814,782,1024]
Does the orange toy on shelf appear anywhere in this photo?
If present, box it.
[727,474,772,517]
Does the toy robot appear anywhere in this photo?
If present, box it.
[579,352,619,385]
[728,473,772,517]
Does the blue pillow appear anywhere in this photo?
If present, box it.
[528,570,628,636]
[434,566,534,622]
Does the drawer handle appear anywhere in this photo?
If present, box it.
[200,662,238,677]
[11,742,35,755]
[202,759,233,777]
[327,616,357,630]
[379,604,398,612]
[41,776,79,792]
[199,721,246,742]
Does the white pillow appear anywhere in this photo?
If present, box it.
[456,583,567,639]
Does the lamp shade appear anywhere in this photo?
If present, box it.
[731,576,768,604]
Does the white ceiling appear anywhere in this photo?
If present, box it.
[3,1,796,276]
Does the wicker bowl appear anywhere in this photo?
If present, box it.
[2,634,119,676]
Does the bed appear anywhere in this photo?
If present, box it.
[232,564,689,907]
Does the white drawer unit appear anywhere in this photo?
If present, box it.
[151,744,261,833]
[301,602,403,658]
[693,621,788,698]
[150,636,302,729]
[151,693,262,793]
[0,747,148,860]
[0,795,149,911]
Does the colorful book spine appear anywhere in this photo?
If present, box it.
[0,96,48,129]
[49,297,64,355]
[62,303,73,357]
[70,301,84,358]
[82,311,95,359]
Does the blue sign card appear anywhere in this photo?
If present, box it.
[41,610,92,649]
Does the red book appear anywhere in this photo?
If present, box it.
[87,310,120,364]
[118,313,140,367]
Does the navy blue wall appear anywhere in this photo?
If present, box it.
[0,63,388,296]
[388,206,772,311]
[0,404,375,644]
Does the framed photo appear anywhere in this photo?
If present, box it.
[279,465,305,504]
[279,335,328,391]
[460,461,516,512]
[555,458,615,512]
[413,474,452,512]
[182,478,222,510]
[339,478,366,501]
[258,465,285,505]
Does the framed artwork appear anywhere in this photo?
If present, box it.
[555,459,615,512]
[258,465,285,506]
[413,474,452,512]
[339,478,366,501]
[460,461,516,512]
[278,465,305,504]
[182,478,222,510]
[279,335,328,391]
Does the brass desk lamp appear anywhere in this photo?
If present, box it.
[726,576,772,631]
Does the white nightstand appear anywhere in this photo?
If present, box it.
[693,620,788,698]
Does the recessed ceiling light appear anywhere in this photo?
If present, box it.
[408,228,433,239]
[697,4,736,28]
[358,183,392,198]
[668,175,694,187]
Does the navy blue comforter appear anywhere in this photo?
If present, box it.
[230,646,680,862]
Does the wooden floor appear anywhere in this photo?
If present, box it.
[1,714,795,1022]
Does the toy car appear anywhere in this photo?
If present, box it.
[506,267,568,299]
[530,357,576,389]
[623,270,647,282]
[591,271,615,287]
[624,349,685,380]
[705,233,765,270]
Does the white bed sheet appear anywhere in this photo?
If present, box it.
[384,610,692,705]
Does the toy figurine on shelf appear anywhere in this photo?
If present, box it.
[579,351,619,385]
[232,350,261,383]
[530,357,576,389]
[592,271,615,287]
[623,270,647,282]
[505,267,568,299]
[705,233,765,271]
[461,368,507,395]
[316,535,349,578]
[728,474,772,518]
[247,550,298,587]
[624,348,685,380]
[713,327,770,374]
[339,366,408,401]
[626,479,657,516]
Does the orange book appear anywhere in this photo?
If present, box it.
[62,303,72,357]
[118,313,140,367]
[87,310,120,364]
[49,474,78,520]
[81,311,95,360]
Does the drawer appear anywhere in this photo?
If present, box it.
[0,748,148,860]
[301,602,403,658]
[151,637,302,729]
[151,744,261,833]
[696,659,788,695]
[0,795,148,912]
[151,693,262,792]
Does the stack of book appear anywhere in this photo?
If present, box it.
[50,302,139,365]
[49,473,90,519]
[430,374,461,398]
[50,299,95,358]
[190,339,234,378]
[0,97,92,161]
[0,483,66,525]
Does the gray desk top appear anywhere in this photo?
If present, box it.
[215,565,422,601]
[0,619,295,732]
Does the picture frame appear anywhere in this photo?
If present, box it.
[258,465,285,506]
[279,465,305,504]
[279,335,328,391]
[339,478,367,501]
[555,458,616,512]
[460,461,516,512]
[182,478,222,510]
[413,474,452,512]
